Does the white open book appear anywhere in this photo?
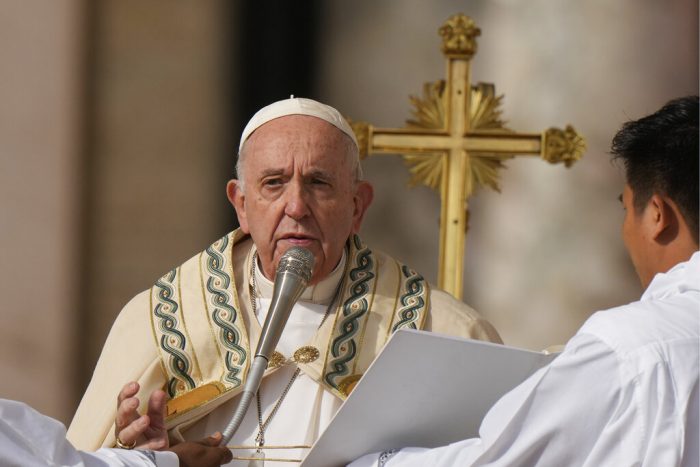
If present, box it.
[301,329,559,467]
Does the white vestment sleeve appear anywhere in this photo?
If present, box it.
[0,399,178,467]
[349,332,626,467]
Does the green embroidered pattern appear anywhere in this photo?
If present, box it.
[392,264,427,332]
[324,236,375,389]
[205,235,246,387]
[153,269,196,397]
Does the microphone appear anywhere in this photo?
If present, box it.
[221,246,315,445]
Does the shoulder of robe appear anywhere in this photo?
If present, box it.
[579,299,699,358]
[427,288,503,344]
[96,289,155,351]
[98,287,161,365]
[67,288,163,450]
[115,288,151,320]
[353,243,501,343]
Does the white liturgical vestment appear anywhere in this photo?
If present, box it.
[0,399,177,467]
[352,252,700,467]
[67,231,502,465]
[183,249,348,464]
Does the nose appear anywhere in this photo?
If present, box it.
[283,180,310,220]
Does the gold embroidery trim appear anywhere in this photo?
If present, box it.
[230,232,252,380]
[337,374,363,397]
[228,445,310,463]
[149,286,170,383]
[165,381,226,418]
[177,265,204,385]
[418,281,431,329]
[352,257,379,376]
[198,251,228,384]
[320,239,371,398]
[385,259,404,340]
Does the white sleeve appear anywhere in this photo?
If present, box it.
[0,399,178,467]
[349,332,627,466]
[89,449,179,467]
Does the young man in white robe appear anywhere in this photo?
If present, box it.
[351,96,700,466]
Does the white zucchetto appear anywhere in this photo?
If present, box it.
[239,97,358,151]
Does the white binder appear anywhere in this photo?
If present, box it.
[302,328,559,467]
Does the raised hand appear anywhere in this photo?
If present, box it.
[114,381,169,450]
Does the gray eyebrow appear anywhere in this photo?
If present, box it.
[305,169,333,179]
[256,167,335,182]
[258,168,285,179]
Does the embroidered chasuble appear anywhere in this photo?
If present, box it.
[67,230,501,460]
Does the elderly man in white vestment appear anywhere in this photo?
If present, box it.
[351,96,700,467]
[66,97,502,465]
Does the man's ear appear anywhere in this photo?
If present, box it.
[648,194,678,245]
[351,181,374,233]
[226,179,249,233]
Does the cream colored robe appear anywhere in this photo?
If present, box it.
[67,230,501,451]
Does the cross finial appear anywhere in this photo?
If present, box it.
[439,13,481,58]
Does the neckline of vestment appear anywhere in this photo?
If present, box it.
[250,245,348,304]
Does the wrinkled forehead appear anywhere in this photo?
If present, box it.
[243,115,356,168]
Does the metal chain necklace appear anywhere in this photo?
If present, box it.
[254,367,300,449]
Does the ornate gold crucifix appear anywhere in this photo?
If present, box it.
[349,13,586,299]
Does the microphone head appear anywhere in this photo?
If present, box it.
[276,247,315,285]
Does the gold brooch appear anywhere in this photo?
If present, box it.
[293,346,320,364]
[267,351,286,370]
[267,346,320,370]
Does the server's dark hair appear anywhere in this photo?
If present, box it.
[611,96,699,242]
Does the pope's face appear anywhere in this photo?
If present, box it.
[229,115,373,283]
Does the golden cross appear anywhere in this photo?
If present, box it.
[350,14,586,299]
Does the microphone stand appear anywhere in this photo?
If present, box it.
[220,248,314,445]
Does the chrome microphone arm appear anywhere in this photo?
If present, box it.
[220,247,314,445]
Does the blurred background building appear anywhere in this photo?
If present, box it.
[1,0,697,424]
